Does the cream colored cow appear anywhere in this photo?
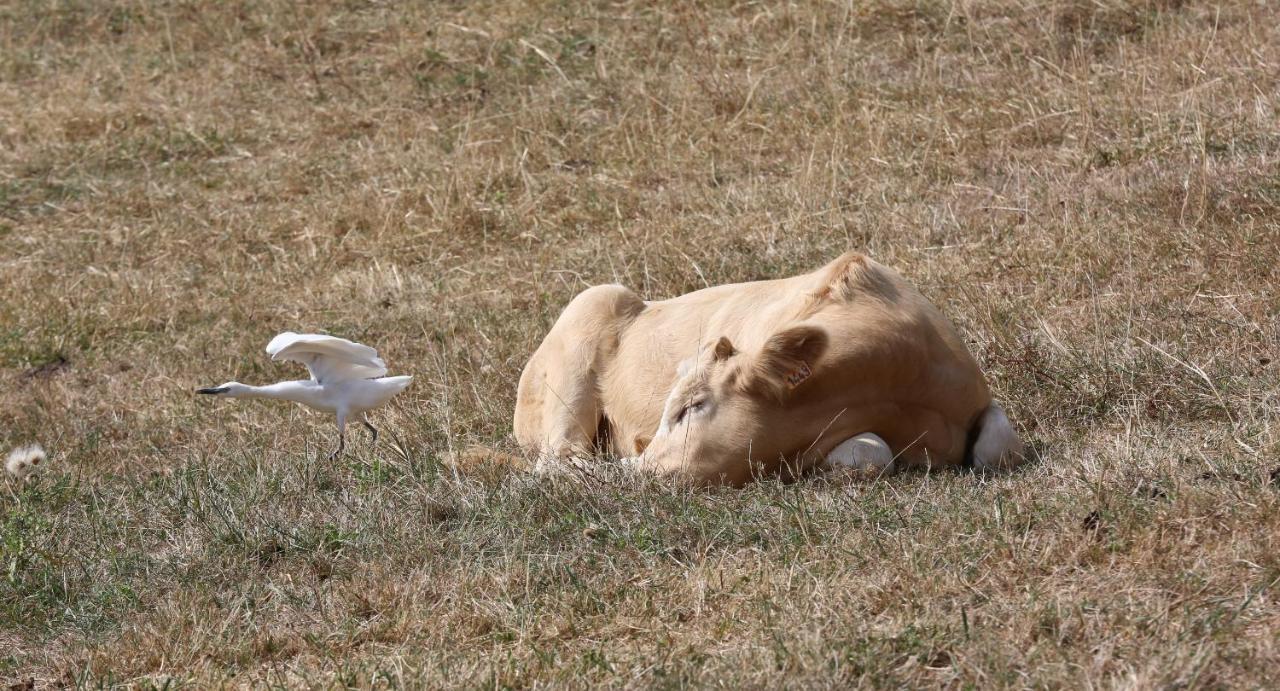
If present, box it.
[514,252,1025,486]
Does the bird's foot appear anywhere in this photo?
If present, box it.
[328,433,346,461]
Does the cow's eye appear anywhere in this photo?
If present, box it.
[675,399,705,424]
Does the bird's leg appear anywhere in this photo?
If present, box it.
[361,415,379,445]
[327,432,345,461]
[328,414,347,460]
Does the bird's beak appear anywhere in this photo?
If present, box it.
[196,387,229,395]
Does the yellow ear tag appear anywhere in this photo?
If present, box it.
[785,361,812,388]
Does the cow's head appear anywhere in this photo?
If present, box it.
[630,323,830,484]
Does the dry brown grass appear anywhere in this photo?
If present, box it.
[2,0,1279,687]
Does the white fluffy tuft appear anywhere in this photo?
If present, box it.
[5,444,47,480]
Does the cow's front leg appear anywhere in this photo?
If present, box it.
[514,284,646,470]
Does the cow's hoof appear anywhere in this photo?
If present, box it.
[972,404,1026,471]
[824,433,895,480]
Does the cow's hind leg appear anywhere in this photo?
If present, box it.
[513,284,646,474]
[971,403,1026,471]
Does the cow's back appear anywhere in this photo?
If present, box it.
[599,253,991,465]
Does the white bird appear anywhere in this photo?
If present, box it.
[197,332,412,459]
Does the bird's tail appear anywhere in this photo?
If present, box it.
[382,375,414,393]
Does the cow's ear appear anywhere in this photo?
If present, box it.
[713,336,736,361]
[749,324,828,401]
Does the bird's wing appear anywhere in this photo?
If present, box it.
[265,332,388,383]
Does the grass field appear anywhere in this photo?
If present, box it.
[2,0,1279,686]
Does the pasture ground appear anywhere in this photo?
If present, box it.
[2,0,1279,687]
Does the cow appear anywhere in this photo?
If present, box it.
[512,251,1025,486]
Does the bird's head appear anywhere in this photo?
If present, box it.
[196,382,243,396]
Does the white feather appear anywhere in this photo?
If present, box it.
[265,332,388,383]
